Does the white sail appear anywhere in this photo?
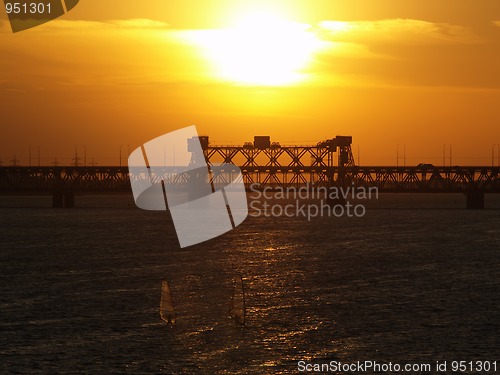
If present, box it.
[229,275,246,326]
[160,280,176,326]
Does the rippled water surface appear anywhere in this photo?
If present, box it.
[0,194,499,374]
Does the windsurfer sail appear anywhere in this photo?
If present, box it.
[160,280,176,326]
[229,275,246,327]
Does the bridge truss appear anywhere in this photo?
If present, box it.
[0,135,499,193]
[1,165,499,193]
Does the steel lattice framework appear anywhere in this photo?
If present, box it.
[0,136,499,193]
[206,145,337,188]
[1,165,499,193]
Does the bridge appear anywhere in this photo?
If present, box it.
[1,165,499,193]
[1,135,499,208]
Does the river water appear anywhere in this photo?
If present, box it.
[0,194,499,374]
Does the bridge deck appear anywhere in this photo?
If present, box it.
[1,166,499,193]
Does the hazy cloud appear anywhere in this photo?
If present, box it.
[0,18,205,92]
[318,19,482,45]
[109,19,170,29]
[0,17,496,91]
[0,18,169,33]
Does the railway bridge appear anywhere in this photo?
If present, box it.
[1,136,499,208]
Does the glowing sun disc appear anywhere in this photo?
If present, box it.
[193,12,323,86]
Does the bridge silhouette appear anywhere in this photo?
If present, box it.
[1,165,499,192]
[1,136,499,208]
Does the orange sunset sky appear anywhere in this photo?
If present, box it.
[1,0,500,166]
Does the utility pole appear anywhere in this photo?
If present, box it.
[73,145,80,167]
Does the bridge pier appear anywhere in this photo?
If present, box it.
[64,192,75,208]
[52,191,64,208]
[466,190,484,209]
[52,191,75,208]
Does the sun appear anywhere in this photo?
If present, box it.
[190,12,323,86]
